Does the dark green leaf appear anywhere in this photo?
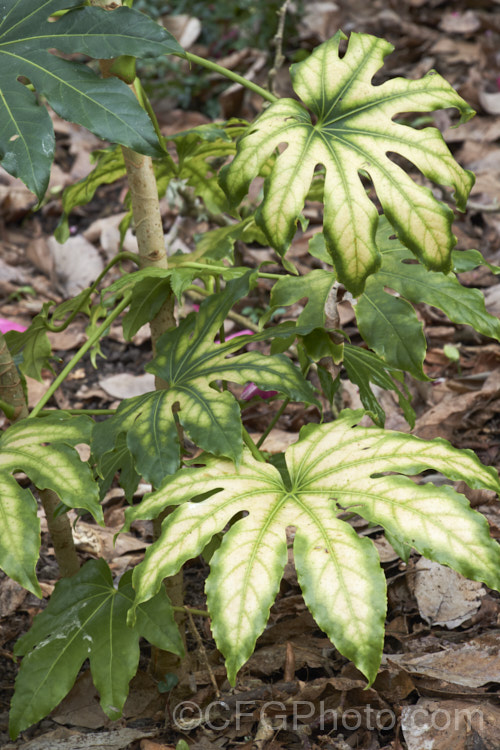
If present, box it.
[5,316,53,382]
[357,217,500,377]
[452,248,500,275]
[96,432,140,503]
[122,276,172,340]
[0,0,183,198]
[9,559,183,739]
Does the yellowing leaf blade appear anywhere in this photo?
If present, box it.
[221,31,475,294]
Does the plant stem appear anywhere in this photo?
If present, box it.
[40,489,81,577]
[268,0,291,95]
[181,52,278,104]
[110,61,185,677]
[256,397,290,448]
[179,261,284,281]
[173,606,210,618]
[29,294,132,419]
[242,427,266,462]
[121,147,175,365]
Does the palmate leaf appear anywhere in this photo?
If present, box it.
[356,217,500,378]
[0,0,183,199]
[9,558,183,740]
[0,414,101,596]
[92,274,318,487]
[220,31,475,294]
[126,409,500,685]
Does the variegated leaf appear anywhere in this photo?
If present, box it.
[125,410,500,684]
[220,32,475,294]
[0,414,101,595]
[93,274,318,487]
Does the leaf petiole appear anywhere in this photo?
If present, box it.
[180,52,279,104]
[29,293,133,419]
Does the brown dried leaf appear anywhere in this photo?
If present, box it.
[412,558,486,628]
[48,236,104,297]
[388,632,500,688]
[439,10,481,34]
[402,699,500,750]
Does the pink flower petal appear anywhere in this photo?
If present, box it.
[0,318,27,334]
[214,328,278,400]
[241,383,278,401]
[215,328,254,344]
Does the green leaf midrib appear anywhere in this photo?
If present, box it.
[0,88,35,181]
[321,87,440,127]
[322,123,452,167]
[167,346,222,384]
[165,485,276,559]
[174,384,235,442]
[344,345,403,380]
[359,291,424,370]
[216,497,287,644]
[296,485,461,533]
[291,431,464,486]
[0,477,36,565]
[316,34,380,122]
[1,446,83,483]
[266,127,317,221]
[2,21,176,48]
[291,491,357,620]
[319,128,447,238]
[163,335,265,385]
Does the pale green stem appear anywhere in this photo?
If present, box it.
[133,77,163,144]
[180,52,279,104]
[179,261,284,281]
[256,397,290,448]
[29,294,132,419]
[173,606,210,618]
[242,427,266,462]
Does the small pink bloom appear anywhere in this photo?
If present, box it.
[213,328,277,400]
[0,318,27,334]
[223,329,254,341]
[215,328,254,344]
[241,383,278,401]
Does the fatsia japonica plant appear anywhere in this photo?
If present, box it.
[1,0,500,740]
